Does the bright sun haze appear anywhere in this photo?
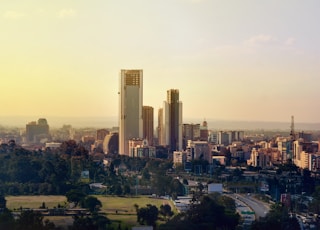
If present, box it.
[1,0,319,123]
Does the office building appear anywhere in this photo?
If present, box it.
[209,131,218,144]
[182,123,200,149]
[217,131,230,146]
[186,140,211,162]
[200,120,209,141]
[217,130,244,146]
[143,106,154,146]
[96,129,109,141]
[298,132,312,142]
[160,89,183,152]
[26,118,50,143]
[157,108,165,146]
[129,138,156,158]
[119,69,143,155]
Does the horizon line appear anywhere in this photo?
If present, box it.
[0,115,319,124]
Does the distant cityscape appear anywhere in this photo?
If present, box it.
[1,69,320,170]
[1,1,320,228]
[1,116,320,130]
[1,69,320,229]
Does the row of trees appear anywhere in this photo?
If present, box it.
[0,140,90,195]
[251,203,300,230]
[133,192,241,230]
[159,193,240,230]
[0,192,110,230]
[0,140,184,198]
[0,209,56,230]
[0,207,110,230]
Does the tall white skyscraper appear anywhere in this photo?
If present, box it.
[119,69,143,155]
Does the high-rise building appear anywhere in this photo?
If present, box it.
[143,106,154,146]
[162,89,183,152]
[182,123,200,149]
[157,108,164,146]
[200,120,209,141]
[96,129,109,141]
[26,118,50,143]
[119,69,143,155]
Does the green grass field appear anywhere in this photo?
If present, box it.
[97,195,173,213]
[96,195,175,228]
[5,195,176,229]
[6,195,67,210]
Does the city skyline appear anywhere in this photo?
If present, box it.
[1,1,320,123]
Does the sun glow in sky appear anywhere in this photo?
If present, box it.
[1,0,319,123]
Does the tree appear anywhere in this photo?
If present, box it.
[182,178,188,185]
[91,212,110,230]
[159,194,240,230]
[170,179,184,196]
[136,204,159,226]
[251,203,300,230]
[0,194,6,209]
[114,184,123,196]
[15,210,56,230]
[142,168,151,181]
[15,210,43,230]
[0,209,15,229]
[123,184,131,195]
[66,189,86,207]
[60,140,78,155]
[70,215,97,230]
[160,204,173,220]
[309,185,320,213]
[40,202,46,209]
[81,196,102,213]
[70,210,109,230]
[152,174,172,196]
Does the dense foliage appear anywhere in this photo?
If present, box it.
[0,140,184,198]
[159,193,240,230]
[251,203,300,230]
[135,204,159,227]
[0,209,56,230]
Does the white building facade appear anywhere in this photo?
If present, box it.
[119,69,143,155]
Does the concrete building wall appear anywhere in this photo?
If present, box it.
[119,69,143,155]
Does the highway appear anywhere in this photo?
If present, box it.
[228,193,270,219]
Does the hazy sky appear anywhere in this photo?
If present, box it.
[1,0,319,123]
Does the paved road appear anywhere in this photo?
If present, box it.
[229,193,270,219]
[238,194,270,219]
[234,198,256,227]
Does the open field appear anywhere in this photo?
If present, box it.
[5,195,176,229]
[6,195,67,210]
[96,195,174,214]
[96,195,175,228]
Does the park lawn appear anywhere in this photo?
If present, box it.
[95,195,175,214]
[5,195,176,229]
[5,195,67,210]
[96,196,175,229]
[107,213,137,229]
